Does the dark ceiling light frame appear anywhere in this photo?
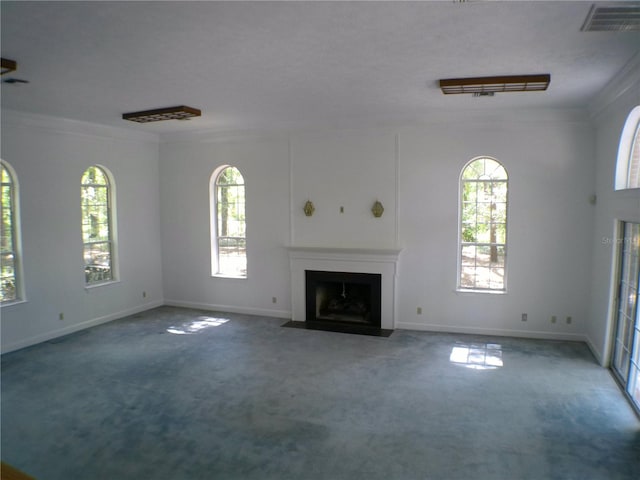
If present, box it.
[122,105,201,123]
[581,2,640,32]
[439,74,551,95]
[1,58,17,75]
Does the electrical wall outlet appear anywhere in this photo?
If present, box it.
[417,307,422,315]
[142,291,147,298]
[59,312,64,321]
[272,297,277,304]
[566,316,572,324]
[521,313,528,322]
[551,315,557,324]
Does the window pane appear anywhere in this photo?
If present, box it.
[1,188,14,252]
[1,252,16,302]
[477,203,492,224]
[460,266,476,288]
[492,182,507,202]
[490,268,505,290]
[462,202,477,221]
[218,237,247,277]
[462,224,476,243]
[492,202,507,222]
[214,167,247,277]
[490,246,506,268]
[1,164,18,301]
[462,182,477,202]
[462,162,483,180]
[459,158,508,291]
[81,166,113,284]
[81,166,108,185]
[84,242,112,283]
[478,182,492,202]
[475,267,492,289]
[486,161,507,180]
[461,245,476,266]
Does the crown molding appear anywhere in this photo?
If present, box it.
[1,109,160,144]
[589,51,640,120]
[159,107,590,144]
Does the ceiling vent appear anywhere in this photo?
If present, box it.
[122,106,201,123]
[581,2,640,31]
[439,74,550,95]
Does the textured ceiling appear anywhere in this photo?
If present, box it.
[2,1,640,134]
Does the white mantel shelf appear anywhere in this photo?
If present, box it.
[287,246,402,262]
[288,246,402,330]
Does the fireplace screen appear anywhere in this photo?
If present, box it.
[305,271,382,327]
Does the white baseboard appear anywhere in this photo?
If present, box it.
[585,335,606,366]
[395,321,587,342]
[1,300,164,354]
[164,299,291,320]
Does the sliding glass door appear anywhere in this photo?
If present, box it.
[612,222,640,411]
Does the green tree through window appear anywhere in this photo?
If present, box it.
[81,166,114,284]
[212,166,246,277]
[1,161,19,302]
[459,158,508,291]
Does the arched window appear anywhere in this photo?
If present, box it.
[1,160,23,302]
[615,106,640,190]
[210,166,246,277]
[459,157,508,292]
[81,165,115,285]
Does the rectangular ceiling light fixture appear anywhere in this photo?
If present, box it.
[122,105,201,123]
[581,2,640,31]
[439,74,551,95]
[1,58,17,75]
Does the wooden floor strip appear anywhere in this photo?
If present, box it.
[1,462,36,480]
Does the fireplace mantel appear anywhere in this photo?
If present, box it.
[288,246,401,330]
[288,246,402,262]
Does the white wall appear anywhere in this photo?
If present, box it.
[396,111,596,339]
[159,112,596,342]
[2,105,602,352]
[0,111,163,353]
[159,135,291,317]
[587,63,640,364]
[290,129,398,248]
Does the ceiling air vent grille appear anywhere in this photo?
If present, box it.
[581,3,640,31]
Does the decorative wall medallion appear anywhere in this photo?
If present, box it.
[303,200,315,217]
[372,201,384,218]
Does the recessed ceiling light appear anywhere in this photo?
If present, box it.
[439,74,551,95]
[581,2,640,32]
[122,106,201,123]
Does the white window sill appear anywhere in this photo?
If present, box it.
[211,274,247,280]
[85,280,121,292]
[456,288,507,295]
[1,298,27,307]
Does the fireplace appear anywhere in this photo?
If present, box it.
[288,246,401,332]
[305,270,381,327]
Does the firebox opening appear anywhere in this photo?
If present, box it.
[305,270,382,328]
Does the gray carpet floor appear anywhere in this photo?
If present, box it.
[1,306,639,480]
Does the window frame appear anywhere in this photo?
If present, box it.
[1,160,25,304]
[615,105,640,191]
[210,165,247,279]
[81,165,117,287]
[457,156,509,293]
